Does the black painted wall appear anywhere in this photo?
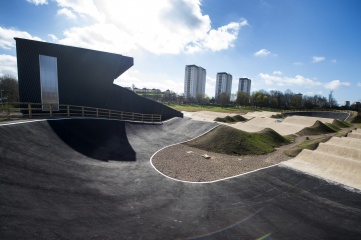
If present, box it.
[15,38,182,120]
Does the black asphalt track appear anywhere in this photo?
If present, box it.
[1,118,361,239]
[283,111,350,120]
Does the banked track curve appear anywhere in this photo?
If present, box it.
[1,118,361,239]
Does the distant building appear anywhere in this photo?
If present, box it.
[238,78,251,95]
[215,72,232,99]
[345,101,350,108]
[184,64,206,99]
[133,88,161,94]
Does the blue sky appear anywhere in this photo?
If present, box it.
[1,0,360,104]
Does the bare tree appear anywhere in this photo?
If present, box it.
[236,91,250,106]
[216,92,230,107]
[0,74,19,102]
[196,93,204,104]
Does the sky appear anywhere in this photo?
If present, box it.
[1,0,361,104]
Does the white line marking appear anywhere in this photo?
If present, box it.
[149,125,281,184]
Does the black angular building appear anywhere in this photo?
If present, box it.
[14,38,182,120]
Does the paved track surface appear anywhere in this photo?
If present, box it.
[229,115,334,135]
[283,111,350,120]
[183,111,339,135]
[1,118,361,239]
[282,130,361,190]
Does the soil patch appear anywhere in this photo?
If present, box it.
[151,143,295,182]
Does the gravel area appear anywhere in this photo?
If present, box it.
[152,135,309,182]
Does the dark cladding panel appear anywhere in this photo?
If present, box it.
[14,38,182,120]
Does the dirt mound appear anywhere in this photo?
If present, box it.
[214,115,247,123]
[271,113,285,119]
[296,120,338,136]
[351,114,361,123]
[232,114,248,122]
[332,119,352,128]
[185,125,290,156]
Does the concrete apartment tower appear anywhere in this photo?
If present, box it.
[184,65,206,99]
[238,78,251,95]
[215,72,232,99]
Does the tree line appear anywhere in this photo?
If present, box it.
[234,89,337,110]
[0,74,19,103]
[182,89,356,111]
[153,88,347,110]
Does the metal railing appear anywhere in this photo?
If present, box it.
[0,102,162,123]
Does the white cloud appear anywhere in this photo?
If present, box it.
[56,0,105,22]
[324,80,351,89]
[293,62,303,66]
[304,91,323,96]
[60,23,138,53]
[331,59,337,63]
[254,49,271,57]
[273,70,282,75]
[0,27,43,50]
[53,0,248,54]
[57,8,77,20]
[199,20,248,52]
[48,34,59,42]
[26,0,48,5]
[205,76,216,97]
[357,82,361,87]
[259,73,322,87]
[114,69,183,94]
[0,54,17,77]
[312,56,325,63]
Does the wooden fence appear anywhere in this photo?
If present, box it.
[0,102,162,123]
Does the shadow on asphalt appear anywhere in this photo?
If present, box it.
[47,119,136,161]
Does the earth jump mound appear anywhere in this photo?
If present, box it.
[185,125,290,155]
[296,120,338,136]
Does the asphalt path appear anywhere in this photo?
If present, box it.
[283,111,350,120]
[1,118,361,239]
